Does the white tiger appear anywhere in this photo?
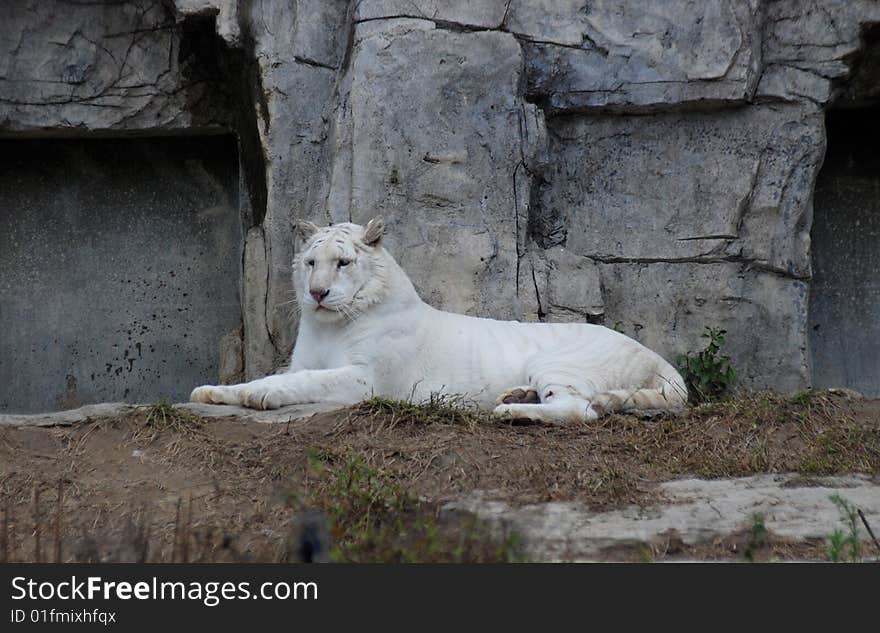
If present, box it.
[190,218,687,423]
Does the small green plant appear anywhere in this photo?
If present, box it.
[827,494,861,562]
[744,513,767,562]
[637,543,654,563]
[789,391,818,407]
[291,450,525,563]
[675,327,736,403]
[304,447,332,469]
[827,529,847,562]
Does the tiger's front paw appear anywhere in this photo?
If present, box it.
[190,385,237,405]
[238,386,285,410]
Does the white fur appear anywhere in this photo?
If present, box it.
[191,220,688,423]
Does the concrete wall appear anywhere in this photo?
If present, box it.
[810,110,880,396]
[0,137,242,413]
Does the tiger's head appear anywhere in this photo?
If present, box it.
[293,217,389,323]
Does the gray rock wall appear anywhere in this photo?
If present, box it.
[0,0,231,133]
[2,0,880,409]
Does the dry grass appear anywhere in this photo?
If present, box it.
[326,390,880,509]
[0,390,877,562]
[0,401,524,563]
[355,394,492,430]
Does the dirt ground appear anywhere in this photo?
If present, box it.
[1,391,878,562]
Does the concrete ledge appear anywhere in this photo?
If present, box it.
[0,403,138,427]
[0,401,347,427]
[175,401,347,423]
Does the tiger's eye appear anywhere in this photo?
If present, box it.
[338,259,351,268]
[306,259,315,267]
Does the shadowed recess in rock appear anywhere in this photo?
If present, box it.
[810,108,880,397]
[0,136,242,413]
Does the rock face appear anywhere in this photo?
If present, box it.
[515,0,764,111]
[0,0,231,132]
[2,0,880,410]
[331,20,541,318]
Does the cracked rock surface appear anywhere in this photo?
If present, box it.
[446,474,880,561]
[3,0,880,401]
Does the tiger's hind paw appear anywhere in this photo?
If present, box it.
[495,386,540,405]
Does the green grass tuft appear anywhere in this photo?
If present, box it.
[827,494,862,562]
[357,393,493,428]
[744,513,767,562]
[135,400,203,438]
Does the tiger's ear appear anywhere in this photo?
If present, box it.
[363,217,384,246]
[296,219,320,242]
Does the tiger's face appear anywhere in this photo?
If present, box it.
[294,218,386,323]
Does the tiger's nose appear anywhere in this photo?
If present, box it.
[310,288,330,304]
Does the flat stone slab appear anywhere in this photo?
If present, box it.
[0,403,138,427]
[0,401,344,427]
[445,474,880,561]
[176,401,346,423]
